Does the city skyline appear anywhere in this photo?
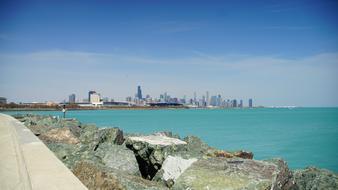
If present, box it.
[64,86,255,108]
[1,0,337,107]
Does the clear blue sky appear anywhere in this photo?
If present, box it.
[0,0,337,106]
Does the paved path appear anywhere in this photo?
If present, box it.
[0,113,87,190]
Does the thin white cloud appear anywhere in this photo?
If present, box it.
[0,50,337,106]
[1,50,337,71]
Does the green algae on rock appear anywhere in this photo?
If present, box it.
[73,161,168,190]
[293,167,338,190]
[173,157,296,190]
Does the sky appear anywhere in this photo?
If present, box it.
[0,0,337,106]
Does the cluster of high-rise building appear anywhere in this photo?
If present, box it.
[67,86,254,108]
[0,97,7,104]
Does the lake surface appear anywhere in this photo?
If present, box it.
[2,108,338,172]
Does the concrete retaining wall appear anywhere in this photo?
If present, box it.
[0,113,87,190]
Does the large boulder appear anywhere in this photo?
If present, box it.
[96,127,124,145]
[183,136,216,156]
[73,161,168,190]
[21,115,53,136]
[94,143,141,176]
[173,157,296,190]
[58,118,81,128]
[79,125,124,150]
[153,156,198,188]
[72,161,125,190]
[183,136,254,160]
[125,135,187,179]
[293,167,338,190]
[39,127,80,144]
[25,123,52,136]
[19,115,82,137]
[78,124,99,145]
[46,143,84,169]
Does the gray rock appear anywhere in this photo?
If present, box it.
[78,124,98,145]
[79,125,124,150]
[183,135,217,158]
[173,157,296,190]
[267,159,297,190]
[97,127,124,145]
[94,143,140,176]
[293,167,338,190]
[72,161,168,190]
[22,116,53,135]
[153,156,197,188]
[58,118,81,129]
[39,127,80,144]
[72,160,126,190]
[19,115,82,137]
[125,135,188,180]
[46,143,83,169]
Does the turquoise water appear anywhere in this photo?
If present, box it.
[2,108,338,172]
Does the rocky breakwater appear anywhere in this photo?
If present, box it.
[15,114,338,190]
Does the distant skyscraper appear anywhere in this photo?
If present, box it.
[202,95,206,107]
[249,99,253,108]
[126,96,132,102]
[164,92,168,102]
[206,91,209,106]
[193,92,197,105]
[232,99,237,107]
[137,86,142,99]
[0,97,7,104]
[217,94,222,106]
[88,90,96,102]
[210,96,217,106]
[239,99,243,108]
[90,93,101,104]
[69,94,76,104]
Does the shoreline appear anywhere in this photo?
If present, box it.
[7,113,338,189]
[0,107,261,112]
[2,106,337,112]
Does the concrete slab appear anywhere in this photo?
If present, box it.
[128,135,187,146]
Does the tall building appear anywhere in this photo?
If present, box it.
[249,98,253,108]
[206,91,209,106]
[202,95,206,107]
[137,86,142,99]
[232,99,237,107]
[68,94,76,104]
[164,92,168,102]
[90,93,101,104]
[210,96,217,106]
[126,96,132,102]
[217,94,222,106]
[239,99,243,108]
[88,90,96,103]
[160,94,164,102]
[193,92,197,105]
[0,97,7,104]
